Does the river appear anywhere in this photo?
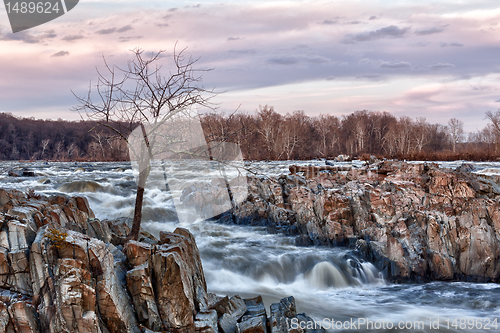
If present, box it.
[1,160,499,332]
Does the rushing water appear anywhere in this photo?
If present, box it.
[1,160,500,332]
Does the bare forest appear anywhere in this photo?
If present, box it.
[1,107,500,162]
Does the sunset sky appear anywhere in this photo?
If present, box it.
[1,0,499,131]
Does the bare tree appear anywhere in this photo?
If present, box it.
[314,114,340,156]
[256,105,282,159]
[412,117,429,153]
[67,143,80,159]
[447,118,464,153]
[40,139,50,159]
[73,46,217,241]
[486,109,500,134]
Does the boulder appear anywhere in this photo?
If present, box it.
[152,250,195,330]
[269,296,297,333]
[237,315,266,333]
[218,295,247,333]
[232,161,500,283]
[126,263,162,331]
[195,310,218,333]
[30,226,140,333]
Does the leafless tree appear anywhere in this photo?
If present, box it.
[412,117,429,153]
[73,46,217,241]
[67,143,80,159]
[486,109,500,134]
[447,118,464,153]
[40,139,50,159]
[256,105,282,159]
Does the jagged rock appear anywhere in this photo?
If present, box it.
[208,295,230,317]
[8,300,40,333]
[124,241,152,267]
[0,187,346,333]
[194,310,218,333]
[269,296,296,333]
[159,229,208,311]
[236,296,268,332]
[218,295,247,333]
[76,197,95,219]
[30,226,140,333]
[206,293,225,309]
[237,315,266,333]
[8,169,35,177]
[0,300,10,332]
[86,218,111,243]
[232,161,500,282]
[106,218,132,245]
[152,250,195,330]
[241,296,266,322]
[126,263,162,331]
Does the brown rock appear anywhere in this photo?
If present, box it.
[152,251,195,330]
[126,263,162,331]
[124,240,152,267]
[8,301,40,333]
[195,310,218,333]
[218,295,247,333]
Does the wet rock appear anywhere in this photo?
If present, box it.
[241,296,266,322]
[237,296,268,333]
[30,226,140,333]
[269,296,296,333]
[8,168,35,177]
[0,300,9,332]
[237,315,266,333]
[0,188,351,333]
[218,295,247,333]
[232,160,500,283]
[126,263,162,331]
[456,163,475,173]
[86,218,111,243]
[152,250,195,330]
[195,310,218,333]
[58,181,104,193]
[106,218,132,245]
[76,197,95,219]
[161,228,208,311]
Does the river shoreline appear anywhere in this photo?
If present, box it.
[1,160,500,332]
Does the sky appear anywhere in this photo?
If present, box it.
[1,0,500,131]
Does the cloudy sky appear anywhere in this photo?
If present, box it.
[1,0,499,131]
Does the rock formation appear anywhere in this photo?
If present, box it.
[0,188,317,332]
[202,160,500,283]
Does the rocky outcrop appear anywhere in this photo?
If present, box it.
[0,188,321,333]
[0,188,212,332]
[220,161,500,283]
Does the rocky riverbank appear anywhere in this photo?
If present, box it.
[0,188,322,333]
[220,160,500,283]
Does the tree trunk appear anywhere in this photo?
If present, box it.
[127,123,152,241]
[127,170,147,241]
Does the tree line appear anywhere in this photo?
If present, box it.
[202,106,500,161]
[0,112,128,161]
[2,108,500,162]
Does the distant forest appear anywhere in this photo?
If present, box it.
[1,107,500,162]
